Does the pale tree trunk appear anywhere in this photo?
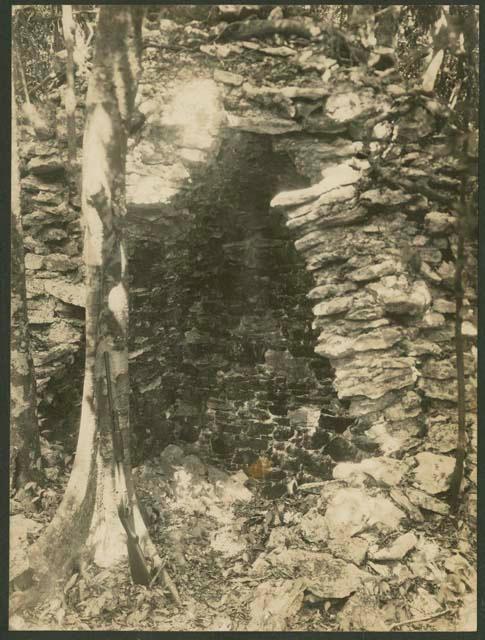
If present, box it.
[12,6,159,611]
[10,80,42,492]
[61,4,77,188]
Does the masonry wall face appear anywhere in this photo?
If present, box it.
[19,16,477,487]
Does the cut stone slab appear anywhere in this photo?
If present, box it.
[333,457,409,487]
[324,487,405,537]
[370,532,417,561]
[405,487,449,514]
[413,452,454,494]
[247,578,306,631]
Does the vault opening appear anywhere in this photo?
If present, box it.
[129,130,351,489]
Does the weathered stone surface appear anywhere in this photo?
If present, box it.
[418,377,456,402]
[413,452,454,495]
[348,259,401,283]
[10,515,42,582]
[327,536,369,566]
[255,548,369,601]
[43,254,78,272]
[338,587,387,631]
[287,199,364,232]
[389,488,424,522]
[226,113,302,135]
[213,68,244,86]
[334,354,417,400]
[325,88,381,124]
[24,254,44,270]
[299,509,329,543]
[370,532,417,561]
[247,578,306,631]
[462,320,477,337]
[271,162,362,209]
[26,156,64,176]
[323,487,405,536]
[313,296,353,317]
[421,359,455,380]
[333,457,409,487]
[433,298,455,314]
[425,211,455,234]
[307,282,357,300]
[316,327,402,359]
[26,297,56,324]
[19,14,476,506]
[43,280,85,307]
[368,276,431,316]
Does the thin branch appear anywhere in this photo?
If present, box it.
[389,608,451,630]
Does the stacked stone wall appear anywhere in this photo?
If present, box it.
[19,12,477,489]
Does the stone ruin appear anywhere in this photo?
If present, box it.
[19,9,477,497]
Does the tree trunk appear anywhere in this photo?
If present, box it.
[10,80,42,492]
[13,6,160,611]
[61,5,77,188]
[448,209,466,512]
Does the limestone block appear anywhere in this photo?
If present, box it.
[27,296,56,324]
[325,88,380,123]
[316,327,402,359]
[313,296,353,317]
[27,156,64,177]
[348,259,402,283]
[368,276,431,316]
[24,253,44,270]
[413,452,454,494]
[425,211,455,235]
[334,354,417,400]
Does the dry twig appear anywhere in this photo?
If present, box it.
[389,608,451,630]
